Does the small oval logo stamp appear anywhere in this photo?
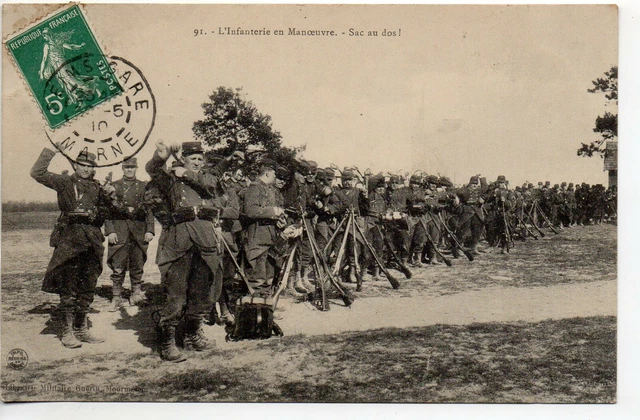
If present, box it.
[6,348,29,370]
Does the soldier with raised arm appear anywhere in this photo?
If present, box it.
[31,145,118,348]
[146,141,238,362]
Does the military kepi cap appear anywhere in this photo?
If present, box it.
[258,157,277,172]
[315,168,327,181]
[122,157,137,167]
[182,142,204,157]
[426,175,438,184]
[297,160,311,175]
[324,168,335,180]
[76,150,97,167]
[275,165,290,180]
[341,168,355,180]
[497,175,507,183]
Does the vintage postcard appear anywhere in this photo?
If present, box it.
[1,3,617,404]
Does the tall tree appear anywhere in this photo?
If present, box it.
[193,86,303,169]
[578,66,617,157]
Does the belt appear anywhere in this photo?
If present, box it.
[112,215,146,222]
[171,206,220,225]
[65,212,102,227]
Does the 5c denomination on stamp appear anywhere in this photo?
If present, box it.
[5,4,122,129]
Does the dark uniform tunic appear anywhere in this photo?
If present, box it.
[423,187,445,261]
[146,153,233,326]
[486,187,513,249]
[30,148,115,314]
[243,179,281,294]
[406,186,429,254]
[455,186,486,249]
[334,185,368,267]
[365,189,387,266]
[314,186,343,255]
[105,177,155,287]
[386,186,410,256]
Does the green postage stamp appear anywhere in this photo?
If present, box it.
[5,4,122,129]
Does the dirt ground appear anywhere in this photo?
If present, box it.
[0,213,617,402]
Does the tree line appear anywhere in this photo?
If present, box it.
[3,201,59,213]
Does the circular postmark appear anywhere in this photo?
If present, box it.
[6,348,29,370]
[46,55,156,168]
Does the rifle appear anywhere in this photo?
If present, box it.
[418,217,452,267]
[272,243,297,311]
[103,171,113,186]
[332,212,352,277]
[215,229,256,297]
[501,201,513,253]
[534,201,559,234]
[351,210,364,291]
[376,223,412,279]
[523,208,545,238]
[352,214,401,289]
[284,208,303,217]
[514,212,539,240]
[437,212,474,261]
[301,208,355,308]
[323,214,348,256]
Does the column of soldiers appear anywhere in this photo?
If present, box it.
[32,141,617,361]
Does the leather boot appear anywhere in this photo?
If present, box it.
[61,312,82,349]
[74,313,105,344]
[348,265,358,283]
[294,270,313,293]
[183,316,211,352]
[159,325,187,362]
[109,282,126,312]
[410,252,424,267]
[129,283,144,306]
[219,302,235,326]
[300,268,316,292]
[287,272,305,297]
[371,266,380,280]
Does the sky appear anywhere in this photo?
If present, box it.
[2,4,617,202]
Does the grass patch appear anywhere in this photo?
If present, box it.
[2,316,615,403]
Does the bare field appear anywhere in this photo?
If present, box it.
[1,212,617,402]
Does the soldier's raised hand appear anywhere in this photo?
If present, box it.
[228,151,245,162]
[172,167,187,178]
[156,141,170,160]
[102,183,116,196]
[107,233,118,245]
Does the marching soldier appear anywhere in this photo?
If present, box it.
[31,146,118,348]
[146,141,238,362]
[105,158,155,311]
